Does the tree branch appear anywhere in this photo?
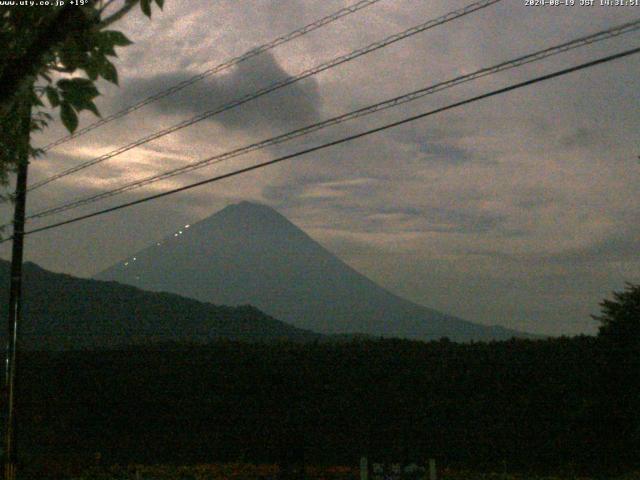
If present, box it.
[0,0,140,115]
[99,0,140,28]
[0,6,85,117]
[98,0,118,15]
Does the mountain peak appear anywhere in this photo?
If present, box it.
[95,202,531,342]
[194,201,302,238]
[229,200,269,210]
[208,200,284,218]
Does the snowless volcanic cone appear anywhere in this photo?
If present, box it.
[96,201,530,342]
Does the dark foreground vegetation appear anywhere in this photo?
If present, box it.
[12,330,639,478]
[0,261,320,349]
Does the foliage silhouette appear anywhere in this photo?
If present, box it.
[593,282,640,345]
[0,0,164,195]
[591,283,640,471]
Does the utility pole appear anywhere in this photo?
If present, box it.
[3,95,32,480]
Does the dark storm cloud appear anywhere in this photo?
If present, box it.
[117,51,321,132]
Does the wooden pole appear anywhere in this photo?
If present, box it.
[3,95,31,480]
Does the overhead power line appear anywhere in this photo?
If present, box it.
[28,0,502,191]
[39,0,387,152]
[23,17,640,222]
[6,45,638,242]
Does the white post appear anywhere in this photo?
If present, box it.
[360,456,368,480]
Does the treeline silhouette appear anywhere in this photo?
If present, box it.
[0,261,320,349]
[13,334,639,477]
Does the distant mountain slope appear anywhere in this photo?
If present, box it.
[96,201,529,341]
[0,260,320,350]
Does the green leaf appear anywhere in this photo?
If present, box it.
[101,30,133,47]
[100,43,117,57]
[58,78,100,104]
[60,103,79,133]
[30,147,44,159]
[58,77,98,94]
[84,59,99,81]
[69,78,96,90]
[45,86,60,107]
[58,83,100,113]
[141,0,152,17]
[31,91,44,108]
[59,83,102,117]
[84,50,106,80]
[83,100,101,118]
[59,39,84,71]
[155,0,164,9]
[100,59,118,85]
[94,32,117,56]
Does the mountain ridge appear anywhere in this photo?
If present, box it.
[0,259,321,350]
[95,201,531,341]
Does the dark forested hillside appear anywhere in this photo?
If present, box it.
[14,336,639,477]
[0,260,320,349]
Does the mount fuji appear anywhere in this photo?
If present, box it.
[95,201,528,341]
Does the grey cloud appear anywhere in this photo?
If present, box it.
[417,142,475,165]
[464,221,640,267]
[558,127,601,150]
[262,171,335,206]
[418,208,508,234]
[392,124,491,166]
[266,183,515,235]
[337,205,508,235]
[515,187,565,210]
[117,51,321,132]
[546,230,640,266]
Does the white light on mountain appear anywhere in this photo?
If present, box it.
[94,201,519,342]
[133,257,137,261]
[179,231,183,235]
[185,225,190,228]
[174,233,178,237]
[124,262,128,266]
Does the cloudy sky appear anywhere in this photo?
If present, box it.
[2,0,639,336]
